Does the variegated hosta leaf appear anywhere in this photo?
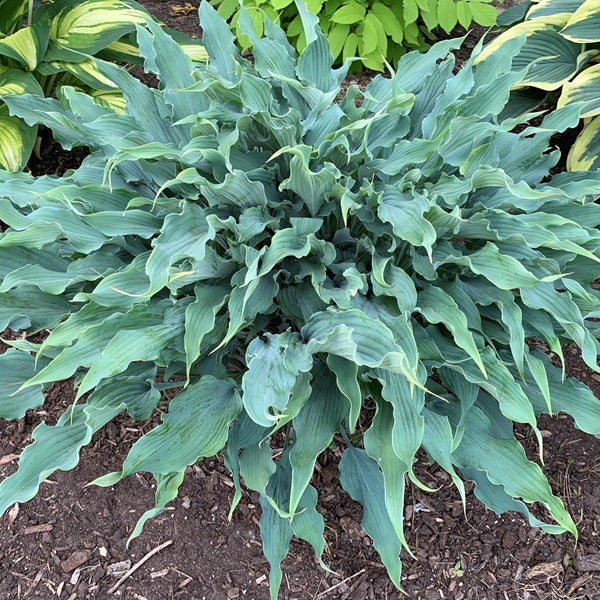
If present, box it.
[567,114,600,171]
[0,69,43,172]
[558,62,600,118]
[46,0,148,58]
[0,21,50,71]
[0,3,598,597]
[559,0,600,42]
[475,15,582,91]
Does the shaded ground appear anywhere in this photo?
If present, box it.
[2,1,600,599]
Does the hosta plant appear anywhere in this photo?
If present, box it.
[1,3,600,597]
[0,0,206,172]
[210,0,499,71]
[477,0,600,170]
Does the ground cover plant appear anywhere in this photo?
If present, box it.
[478,0,600,170]
[1,2,600,598]
[209,0,499,70]
[0,0,206,172]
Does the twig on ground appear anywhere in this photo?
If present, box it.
[315,569,366,598]
[108,539,173,594]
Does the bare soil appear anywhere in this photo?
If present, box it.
[1,2,600,599]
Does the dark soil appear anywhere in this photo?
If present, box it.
[2,1,600,599]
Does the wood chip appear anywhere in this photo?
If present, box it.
[60,550,91,573]
[150,568,170,579]
[24,524,53,535]
[7,503,19,527]
[0,453,19,466]
[524,561,562,579]
[574,553,600,572]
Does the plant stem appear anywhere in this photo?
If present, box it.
[27,0,34,26]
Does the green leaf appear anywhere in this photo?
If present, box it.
[469,1,497,25]
[330,2,367,24]
[456,1,472,29]
[437,0,458,33]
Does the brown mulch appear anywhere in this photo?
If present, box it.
[2,1,600,599]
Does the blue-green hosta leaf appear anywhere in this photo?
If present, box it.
[370,369,425,486]
[294,0,335,92]
[242,331,312,427]
[183,284,229,381]
[129,470,185,542]
[437,368,479,451]
[463,467,566,534]
[437,242,542,290]
[418,287,486,377]
[145,202,216,295]
[0,375,146,515]
[236,6,295,81]
[92,376,242,485]
[216,272,279,349]
[225,410,270,517]
[339,445,403,588]
[288,362,346,516]
[257,218,323,278]
[363,398,413,554]
[18,302,168,389]
[277,146,339,216]
[326,355,362,433]
[453,277,526,378]
[256,449,329,600]
[422,408,467,505]
[377,187,437,258]
[451,403,577,536]
[0,349,45,419]
[521,282,599,372]
[0,287,73,332]
[303,308,421,386]
[431,334,540,444]
[74,305,187,400]
[259,492,292,600]
[199,0,240,82]
[511,350,600,436]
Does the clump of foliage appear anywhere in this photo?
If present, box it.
[210,0,499,70]
[478,0,600,170]
[1,3,600,597]
[0,0,206,172]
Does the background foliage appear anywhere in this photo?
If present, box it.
[209,0,499,70]
[0,2,600,599]
[0,0,206,172]
[480,0,600,170]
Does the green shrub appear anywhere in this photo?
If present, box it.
[477,0,600,170]
[209,0,499,71]
[1,3,600,597]
[0,0,206,172]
